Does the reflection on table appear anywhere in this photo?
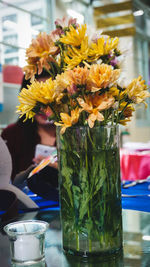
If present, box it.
[1,208,150,266]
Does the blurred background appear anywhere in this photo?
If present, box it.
[0,0,150,142]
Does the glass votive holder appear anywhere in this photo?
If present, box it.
[4,220,49,266]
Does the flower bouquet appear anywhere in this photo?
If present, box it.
[17,16,150,257]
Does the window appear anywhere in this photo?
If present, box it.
[134,37,150,125]
[3,35,18,53]
[2,14,17,32]
[4,57,19,65]
[0,0,52,67]
[31,9,43,26]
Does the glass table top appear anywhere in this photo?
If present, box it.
[1,208,150,266]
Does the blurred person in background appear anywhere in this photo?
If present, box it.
[1,71,58,201]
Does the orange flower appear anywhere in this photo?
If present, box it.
[66,66,89,94]
[23,32,59,80]
[23,63,38,82]
[78,94,114,128]
[67,66,89,86]
[87,64,120,92]
[55,108,81,134]
[123,105,134,118]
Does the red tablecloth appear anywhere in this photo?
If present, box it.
[120,149,150,181]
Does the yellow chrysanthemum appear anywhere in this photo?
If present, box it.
[108,86,120,97]
[77,94,114,128]
[87,64,120,92]
[55,108,81,134]
[60,24,87,46]
[41,78,56,102]
[23,32,59,80]
[64,37,89,70]
[54,72,70,103]
[108,86,126,102]
[126,76,150,105]
[119,118,131,126]
[105,36,119,54]
[17,78,55,120]
[89,36,119,59]
[89,37,105,59]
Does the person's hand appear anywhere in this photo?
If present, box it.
[32,155,58,169]
[32,155,46,165]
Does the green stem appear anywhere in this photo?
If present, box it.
[54,61,61,74]
[46,69,54,79]
[116,92,120,123]
[49,103,60,121]
[87,128,95,148]
[118,101,129,122]
[49,62,55,77]
[89,239,92,252]
[111,110,115,126]
[76,231,79,251]
[87,207,92,252]
[100,234,104,248]
[59,43,65,69]
[85,133,93,252]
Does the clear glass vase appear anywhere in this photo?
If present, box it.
[56,125,122,258]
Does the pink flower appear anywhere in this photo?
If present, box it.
[67,83,77,95]
[110,57,118,67]
[55,16,78,29]
[42,106,53,118]
[51,28,64,42]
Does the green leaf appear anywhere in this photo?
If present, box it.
[62,166,73,207]
[72,185,81,210]
[94,168,107,196]
[85,217,93,233]
[79,195,89,221]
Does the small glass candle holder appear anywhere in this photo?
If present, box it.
[4,220,48,266]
